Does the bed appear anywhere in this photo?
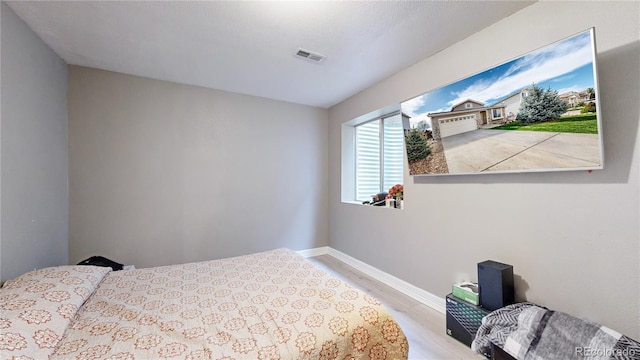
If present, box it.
[1,248,408,360]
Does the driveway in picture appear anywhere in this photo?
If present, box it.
[440,129,602,174]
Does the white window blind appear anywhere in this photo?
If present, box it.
[383,114,404,191]
[355,120,380,202]
[354,113,404,202]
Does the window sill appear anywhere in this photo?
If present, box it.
[341,200,404,210]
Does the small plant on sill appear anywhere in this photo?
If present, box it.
[388,184,403,200]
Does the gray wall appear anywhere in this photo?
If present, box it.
[328,1,640,339]
[68,66,328,268]
[1,3,69,281]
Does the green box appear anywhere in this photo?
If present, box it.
[452,282,479,305]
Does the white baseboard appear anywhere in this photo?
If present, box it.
[296,246,330,258]
[298,246,445,314]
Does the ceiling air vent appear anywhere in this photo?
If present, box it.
[295,48,326,63]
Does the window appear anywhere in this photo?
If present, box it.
[353,113,404,202]
[492,108,503,119]
[465,103,472,109]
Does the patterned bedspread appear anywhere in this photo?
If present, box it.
[1,248,408,360]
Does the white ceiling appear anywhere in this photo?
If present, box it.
[6,1,535,109]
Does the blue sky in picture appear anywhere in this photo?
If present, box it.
[402,29,596,128]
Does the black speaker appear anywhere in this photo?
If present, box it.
[477,260,514,311]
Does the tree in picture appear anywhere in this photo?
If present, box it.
[517,83,567,123]
[405,129,431,162]
[581,101,596,114]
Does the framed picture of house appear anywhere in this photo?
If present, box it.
[402,28,603,176]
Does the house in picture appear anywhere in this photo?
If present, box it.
[428,86,538,139]
[429,99,507,139]
[491,88,531,122]
[559,89,593,107]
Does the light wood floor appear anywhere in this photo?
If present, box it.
[307,255,485,360]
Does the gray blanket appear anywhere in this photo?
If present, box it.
[472,303,640,360]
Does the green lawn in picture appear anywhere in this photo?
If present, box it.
[491,113,598,134]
